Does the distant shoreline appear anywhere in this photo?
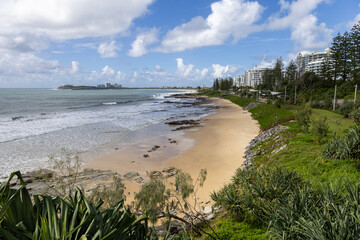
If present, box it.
[58,85,197,91]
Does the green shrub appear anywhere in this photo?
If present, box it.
[312,117,329,144]
[322,124,360,159]
[203,218,267,240]
[0,172,148,240]
[323,99,333,110]
[295,102,312,132]
[350,108,360,124]
[274,98,283,108]
[337,101,354,117]
[211,168,306,223]
[213,167,360,239]
[269,185,360,239]
[311,100,321,109]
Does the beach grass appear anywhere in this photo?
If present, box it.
[222,95,295,130]
[199,217,267,240]
[249,104,295,130]
[199,90,224,97]
[223,95,255,107]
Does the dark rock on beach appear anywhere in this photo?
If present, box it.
[166,119,200,126]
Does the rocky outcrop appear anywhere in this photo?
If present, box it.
[243,125,288,168]
[245,102,262,110]
[0,168,122,196]
[165,119,201,131]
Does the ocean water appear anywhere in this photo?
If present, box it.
[0,89,213,176]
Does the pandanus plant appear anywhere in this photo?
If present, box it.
[0,171,149,240]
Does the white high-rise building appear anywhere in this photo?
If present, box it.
[300,48,331,75]
[244,65,267,87]
[234,75,244,87]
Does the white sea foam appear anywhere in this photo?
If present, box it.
[0,89,210,176]
[102,102,117,105]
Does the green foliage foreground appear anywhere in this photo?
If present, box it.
[0,171,148,240]
[212,167,360,239]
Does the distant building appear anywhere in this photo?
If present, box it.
[97,84,105,88]
[234,75,244,87]
[106,83,112,88]
[300,48,330,76]
[244,65,267,87]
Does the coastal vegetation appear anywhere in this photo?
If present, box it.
[208,96,360,239]
[1,19,360,240]
[0,172,148,240]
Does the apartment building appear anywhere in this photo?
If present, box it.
[234,75,245,87]
[300,48,330,75]
[244,65,267,87]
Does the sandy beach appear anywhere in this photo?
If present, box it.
[84,98,259,203]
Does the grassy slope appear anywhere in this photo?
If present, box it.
[249,104,295,130]
[223,95,255,107]
[253,107,360,187]
[196,95,360,239]
[223,95,295,130]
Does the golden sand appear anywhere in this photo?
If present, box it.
[83,98,259,203]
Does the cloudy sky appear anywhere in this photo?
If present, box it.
[0,0,359,88]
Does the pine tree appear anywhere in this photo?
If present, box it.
[286,59,298,83]
[273,57,284,90]
[330,33,342,81]
[350,21,360,79]
[296,53,303,80]
[215,78,220,90]
[260,68,274,90]
[319,54,333,82]
[339,31,352,81]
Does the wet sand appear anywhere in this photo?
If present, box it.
[84,98,259,204]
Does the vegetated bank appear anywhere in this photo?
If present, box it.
[199,92,360,239]
[2,89,360,239]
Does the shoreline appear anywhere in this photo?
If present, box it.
[83,97,260,204]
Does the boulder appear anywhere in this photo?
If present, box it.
[203,206,213,215]
[124,171,139,179]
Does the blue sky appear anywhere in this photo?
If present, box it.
[0,0,359,88]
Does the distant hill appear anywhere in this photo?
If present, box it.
[58,84,123,90]
[58,85,99,90]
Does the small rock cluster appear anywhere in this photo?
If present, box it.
[165,119,201,131]
[243,125,288,168]
[143,145,162,158]
[149,167,177,179]
[0,168,122,196]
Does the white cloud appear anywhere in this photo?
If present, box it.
[176,58,194,77]
[0,0,154,52]
[212,64,238,78]
[347,13,360,29]
[101,66,115,75]
[0,53,60,76]
[0,53,67,87]
[291,15,332,50]
[71,61,79,73]
[266,0,332,50]
[258,59,276,69]
[128,28,158,57]
[116,71,126,81]
[156,0,264,53]
[97,41,121,58]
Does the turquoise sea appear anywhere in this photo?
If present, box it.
[0,89,212,176]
